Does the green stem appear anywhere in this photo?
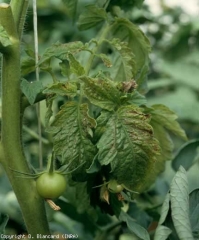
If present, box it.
[0,4,50,237]
[84,23,110,75]
[10,0,29,38]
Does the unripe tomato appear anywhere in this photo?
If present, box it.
[36,172,66,199]
[108,179,124,193]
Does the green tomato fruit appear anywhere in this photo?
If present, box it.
[108,179,124,193]
[36,172,66,199]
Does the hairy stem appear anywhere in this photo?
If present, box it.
[10,0,29,38]
[0,3,50,236]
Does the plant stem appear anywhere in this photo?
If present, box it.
[10,0,29,38]
[0,3,51,237]
[84,23,110,75]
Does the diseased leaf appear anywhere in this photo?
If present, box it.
[47,102,97,181]
[97,105,160,192]
[38,41,88,65]
[77,5,107,31]
[43,82,77,98]
[172,139,199,171]
[170,166,194,240]
[96,53,112,68]
[68,53,85,76]
[110,18,151,75]
[80,76,121,111]
[20,79,44,105]
[62,0,78,19]
[189,189,199,237]
[0,25,12,47]
[119,211,150,240]
[105,38,136,81]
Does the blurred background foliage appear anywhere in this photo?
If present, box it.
[0,0,199,239]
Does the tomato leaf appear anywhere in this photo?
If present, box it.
[80,76,121,111]
[119,211,150,240]
[62,0,78,19]
[149,104,187,140]
[189,189,199,238]
[110,18,151,75]
[170,166,194,240]
[154,194,172,240]
[67,53,85,76]
[104,38,136,81]
[77,5,107,31]
[0,25,12,47]
[97,105,160,192]
[43,82,77,98]
[20,78,44,105]
[47,101,97,181]
[172,139,199,171]
[21,57,36,76]
[38,41,88,65]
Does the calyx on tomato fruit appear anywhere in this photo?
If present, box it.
[36,172,66,199]
[108,179,124,193]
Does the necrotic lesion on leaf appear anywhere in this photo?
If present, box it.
[46,101,97,181]
[96,105,161,192]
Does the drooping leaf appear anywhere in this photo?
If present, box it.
[119,211,150,240]
[0,214,9,234]
[62,0,78,19]
[38,41,87,65]
[43,82,77,98]
[149,104,187,140]
[170,166,194,240]
[80,76,121,111]
[0,25,12,47]
[77,5,107,31]
[104,38,136,82]
[20,79,44,105]
[97,105,160,192]
[110,18,151,75]
[172,139,199,171]
[154,193,172,240]
[189,189,199,238]
[47,101,96,181]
